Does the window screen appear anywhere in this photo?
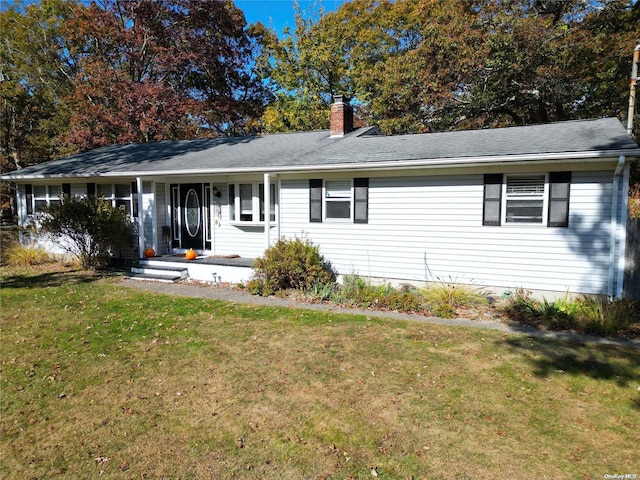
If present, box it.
[505,175,545,224]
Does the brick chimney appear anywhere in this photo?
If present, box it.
[330,94,353,137]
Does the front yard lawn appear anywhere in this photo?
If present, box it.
[1,266,639,479]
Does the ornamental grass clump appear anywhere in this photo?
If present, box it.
[331,274,424,313]
[422,280,488,318]
[503,290,639,338]
[1,240,51,267]
[249,237,336,296]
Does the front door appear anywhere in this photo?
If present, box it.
[179,183,204,250]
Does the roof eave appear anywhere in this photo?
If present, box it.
[2,148,639,181]
[101,148,640,177]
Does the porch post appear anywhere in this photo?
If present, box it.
[136,177,145,258]
[264,173,270,250]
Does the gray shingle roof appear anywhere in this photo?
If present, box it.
[3,118,639,180]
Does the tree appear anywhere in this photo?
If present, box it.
[260,0,424,133]
[37,195,134,269]
[262,0,639,135]
[0,0,80,171]
[62,0,270,151]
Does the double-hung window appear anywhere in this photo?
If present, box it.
[483,172,571,227]
[229,182,277,224]
[325,180,352,219]
[96,183,138,218]
[32,185,62,213]
[504,175,546,224]
[259,183,276,222]
[309,178,369,223]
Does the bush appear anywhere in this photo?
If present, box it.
[250,237,336,296]
[503,292,639,337]
[2,240,51,267]
[37,196,133,270]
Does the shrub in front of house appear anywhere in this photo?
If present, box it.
[37,196,134,270]
[249,237,336,296]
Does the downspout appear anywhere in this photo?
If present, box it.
[264,173,270,251]
[277,177,282,242]
[627,45,639,135]
[136,177,144,259]
[608,156,625,299]
[616,163,630,299]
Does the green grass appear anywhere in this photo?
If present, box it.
[1,265,639,479]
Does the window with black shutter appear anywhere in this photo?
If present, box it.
[548,171,571,228]
[25,184,33,215]
[483,174,502,226]
[354,178,369,224]
[309,179,323,222]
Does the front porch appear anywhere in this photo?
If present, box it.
[126,254,255,284]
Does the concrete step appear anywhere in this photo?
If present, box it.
[124,263,189,283]
[131,264,189,279]
[123,272,183,283]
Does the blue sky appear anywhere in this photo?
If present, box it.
[235,0,348,36]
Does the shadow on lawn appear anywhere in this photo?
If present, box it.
[500,336,640,391]
[0,269,103,289]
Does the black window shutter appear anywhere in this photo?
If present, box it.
[483,174,502,226]
[309,179,323,223]
[131,182,139,218]
[548,171,571,227]
[62,183,71,198]
[25,184,33,215]
[87,182,96,197]
[354,178,369,224]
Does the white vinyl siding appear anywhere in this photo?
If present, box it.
[279,170,615,295]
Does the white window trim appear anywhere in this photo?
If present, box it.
[204,185,212,243]
[323,179,353,222]
[501,173,549,226]
[171,186,180,241]
[229,182,278,225]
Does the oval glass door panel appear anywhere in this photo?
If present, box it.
[185,189,200,237]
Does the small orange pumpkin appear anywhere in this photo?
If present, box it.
[144,247,155,258]
[185,248,197,261]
